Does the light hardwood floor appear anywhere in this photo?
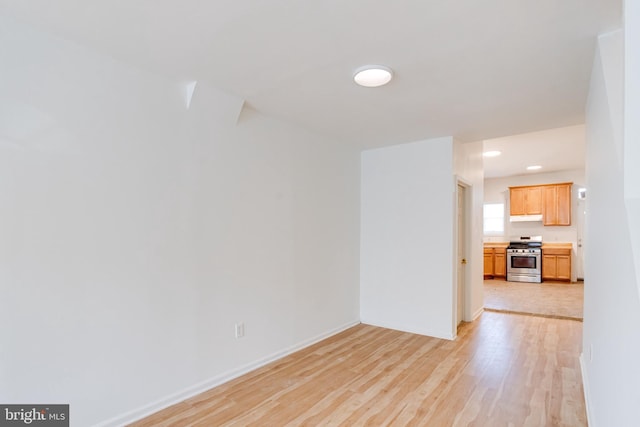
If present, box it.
[131,312,586,426]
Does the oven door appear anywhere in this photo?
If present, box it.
[507,252,541,275]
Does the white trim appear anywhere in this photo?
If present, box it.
[471,307,484,321]
[94,320,360,427]
[580,353,594,427]
[454,177,473,324]
[455,175,472,188]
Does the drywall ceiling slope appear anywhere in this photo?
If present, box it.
[1,0,621,148]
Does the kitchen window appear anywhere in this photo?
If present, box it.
[484,203,504,235]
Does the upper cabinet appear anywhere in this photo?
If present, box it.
[509,183,572,226]
[543,183,572,226]
[509,186,542,216]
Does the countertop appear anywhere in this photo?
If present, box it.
[483,242,509,249]
[541,243,573,250]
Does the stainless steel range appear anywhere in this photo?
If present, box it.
[506,236,542,283]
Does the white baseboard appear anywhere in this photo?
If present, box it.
[94,320,360,427]
[471,307,484,321]
[579,353,594,427]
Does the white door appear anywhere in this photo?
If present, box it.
[457,184,466,325]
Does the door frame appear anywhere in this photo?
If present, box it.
[453,177,473,336]
[576,187,586,280]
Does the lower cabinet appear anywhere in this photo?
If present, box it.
[542,248,571,281]
[484,247,506,279]
[483,249,494,278]
[494,251,506,277]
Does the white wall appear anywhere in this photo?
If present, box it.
[0,18,360,426]
[360,137,455,339]
[625,0,640,303]
[582,28,640,426]
[453,140,485,321]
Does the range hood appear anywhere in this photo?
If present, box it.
[509,214,543,222]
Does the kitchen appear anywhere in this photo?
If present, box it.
[481,126,586,318]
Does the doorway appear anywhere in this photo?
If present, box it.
[456,182,469,327]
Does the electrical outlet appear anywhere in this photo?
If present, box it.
[235,322,245,338]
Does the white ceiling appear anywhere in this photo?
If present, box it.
[482,124,586,179]
[1,0,621,154]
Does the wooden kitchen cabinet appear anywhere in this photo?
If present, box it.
[510,183,572,226]
[494,250,506,277]
[483,249,494,278]
[509,186,542,216]
[542,248,571,281]
[543,183,572,226]
[484,247,506,279]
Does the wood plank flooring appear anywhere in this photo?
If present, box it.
[483,280,584,320]
[131,312,586,426]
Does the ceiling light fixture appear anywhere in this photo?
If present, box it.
[353,65,393,87]
[527,165,542,171]
[483,150,502,157]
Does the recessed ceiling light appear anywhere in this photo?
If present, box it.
[483,150,501,158]
[353,65,393,87]
[527,165,542,171]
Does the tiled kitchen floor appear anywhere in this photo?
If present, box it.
[483,280,584,320]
